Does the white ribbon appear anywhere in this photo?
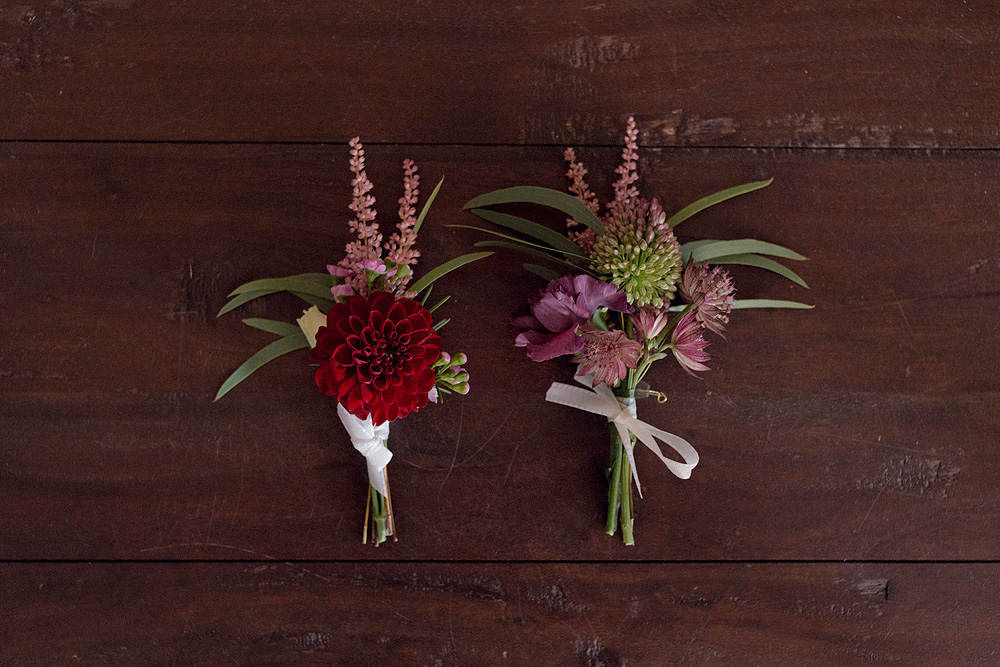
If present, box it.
[545,374,699,497]
[337,403,392,496]
[299,307,393,497]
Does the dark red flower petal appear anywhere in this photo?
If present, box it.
[313,291,443,424]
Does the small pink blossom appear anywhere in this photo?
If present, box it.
[630,306,669,341]
[573,327,642,387]
[670,312,711,376]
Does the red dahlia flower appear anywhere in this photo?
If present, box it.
[311,291,442,425]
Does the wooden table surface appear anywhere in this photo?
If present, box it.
[2,2,999,664]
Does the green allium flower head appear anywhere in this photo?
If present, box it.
[589,198,682,307]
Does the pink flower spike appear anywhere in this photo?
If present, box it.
[670,312,711,376]
[572,327,642,387]
[611,116,640,206]
[385,158,421,292]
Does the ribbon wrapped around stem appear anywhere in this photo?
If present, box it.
[545,374,699,497]
[336,403,392,496]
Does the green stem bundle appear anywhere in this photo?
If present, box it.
[606,382,636,546]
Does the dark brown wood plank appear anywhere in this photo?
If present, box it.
[1,1,998,146]
[2,143,999,559]
[2,562,997,666]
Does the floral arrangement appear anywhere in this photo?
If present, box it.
[463,117,810,545]
[216,138,489,544]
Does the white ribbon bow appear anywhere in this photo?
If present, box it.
[545,374,699,497]
[337,403,392,496]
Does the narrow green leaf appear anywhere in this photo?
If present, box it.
[668,298,814,312]
[410,251,494,295]
[710,253,809,288]
[666,178,773,228]
[451,224,590,260]
[290,291,335,309]
[242,318,302,337]
[432,317,451,331]
[731,299,814,310]
[214,332,309,401]
[523,263,560,281]
[414,177,444,234]
[231,277,335,301]
[218,289,273,317]
[419,284,433,306]
[229,273,333,295]
[474,241,595,276]
[686,239,807,263]
[465,186,604,234]
[470,209,583,257]
[428,295,451,313]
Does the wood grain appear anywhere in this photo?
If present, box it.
[1,1,998,146]
[3,142,998,560]
[2,562,998,666]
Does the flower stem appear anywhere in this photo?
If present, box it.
[619,442,635,546]
[605,424,623,536]
[370,486,388,545]
[606,381,637,545]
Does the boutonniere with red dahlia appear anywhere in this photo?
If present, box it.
[216,138,489,544]
[462,117,811,545]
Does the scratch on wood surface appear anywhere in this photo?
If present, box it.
[640,112,737,145]
[573,636,623,667]
[854,578,890,601]
[171,258,227,323]
[857,455,960,498]
[556,35,639,72]
[0,0,134,73]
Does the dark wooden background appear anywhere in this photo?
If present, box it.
[2,1,999,664]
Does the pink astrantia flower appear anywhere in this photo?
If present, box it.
[573,326,642,387]
[512,274,632,362]
[679,262,736,337]
[670,312,711,376]
[630,306,669,341]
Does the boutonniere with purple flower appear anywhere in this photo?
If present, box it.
[216,138,489,544]
[463,118,811,545]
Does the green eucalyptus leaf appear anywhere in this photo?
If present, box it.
[229,273,334,296]
[410,251,493,295]
[686,239,807,263]
[242,318,302,337]
[214,331,309,401]
[218,289,273,317]
[231,277,335,301]
[451,225,589,260]
[474,241,595,276]
[470,209,584,257]
[465,186,604,234]
[414,177,444,234]
[731,299,814,310]
[290,292,335,310]
[428,295,451,313]
[523,263,561,281]
[667,178,773,228]
[709,253,809,288]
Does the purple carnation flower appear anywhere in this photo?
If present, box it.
[512,274,632,362]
